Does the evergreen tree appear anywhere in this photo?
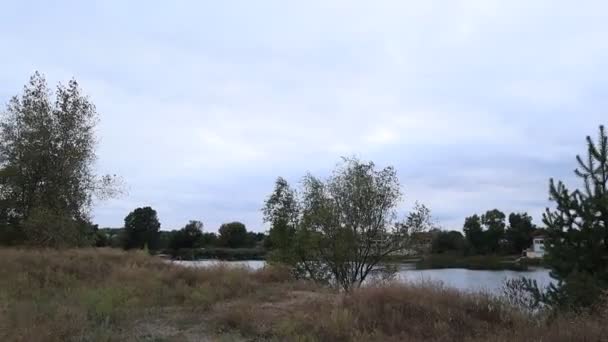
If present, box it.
[542,125,608,309]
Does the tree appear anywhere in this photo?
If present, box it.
[481,209,506,253]
[401,202,438,254]
[539,125,608,309]
[263,177,299,262]
[169,220,204,250]
[200,232,218,247]
[123,207,161,250]
[431,230,465,254]
[463,214,484,253]
[21,207,94,248]
[218,221,248,248]
[246,231,265,247]
[505,212,536,254]
[263,157,429,291]
[0,72,119,246]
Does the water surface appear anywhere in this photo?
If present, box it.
[173,259,553,294]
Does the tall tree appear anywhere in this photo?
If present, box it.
[506,212,536,254]
[218,221,249,248]
[463,214,484,253]
[169,220,204,250]
[123,207,161,250]
[481,209,506,253]
[262,177,299,262]
[541,125,608,309]
[0,72,118,246]
[263,157,429,291]
[431,230,465,254]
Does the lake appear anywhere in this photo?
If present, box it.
[172,260,554,294]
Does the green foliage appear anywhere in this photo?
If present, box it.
[481,209,506,253]
[463,214,484,253]
[218,221,250,248]
[505,212,536,254]
[0,72,119,247]
[21,207,95,248]
[431,230,465,254]
[263,177,299,263]
[200,232,219,247]
[163,221,262,258]
[96,228,125,248]
[540,125,608,310]
[169,220,204,250]
[123,207,161,250]
[263,157,430,290]
[0,222,24,246]
[80,286,133,324]
[462,210,540,256]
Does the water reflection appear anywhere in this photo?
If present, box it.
[172,259,554,294]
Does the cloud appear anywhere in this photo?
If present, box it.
[1,0,607,231]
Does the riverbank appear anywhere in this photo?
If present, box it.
[414,253,531,271]
[1,248,604,341]
[169,249,540,272]
[168,247,266,261]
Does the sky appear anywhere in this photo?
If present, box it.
[1,1,607,232]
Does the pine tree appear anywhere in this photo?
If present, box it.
[542,125,608,309]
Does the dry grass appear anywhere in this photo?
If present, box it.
[0,248,606,342]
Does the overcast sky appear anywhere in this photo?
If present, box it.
[1,1,607,232]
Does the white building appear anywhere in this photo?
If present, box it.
[523,236,546,259]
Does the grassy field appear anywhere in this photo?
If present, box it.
[0,248,605,341]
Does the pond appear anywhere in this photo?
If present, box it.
[394,263,553,293]
[172,260,554,294]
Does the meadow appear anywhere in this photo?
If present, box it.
[0,248,605,341]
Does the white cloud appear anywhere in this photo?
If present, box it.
[1,0,606,230]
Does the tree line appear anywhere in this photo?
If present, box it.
[1,73,607,310]
[95,207,266,253]
[428,210,541,255]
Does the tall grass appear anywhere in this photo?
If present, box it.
[0,248,605,341]
[0,248,300,341]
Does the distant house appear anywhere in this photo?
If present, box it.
[523,235,546,259]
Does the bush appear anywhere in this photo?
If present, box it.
[21,207,93,248]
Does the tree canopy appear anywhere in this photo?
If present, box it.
[263,157,431,290]
[0,72,118,247]
[218,221,249,248]
[540,125,608,309]
[123,207,161,250]
[169,220,204,250]
[505,212,536,254]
